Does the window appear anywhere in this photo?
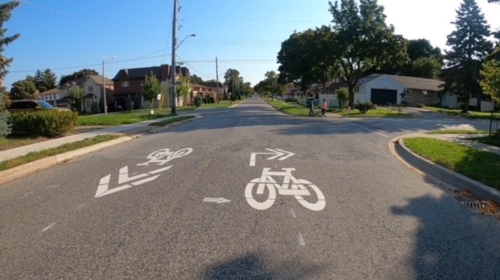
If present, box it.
[88,86,93,92]
[122,81,129,87]
[39,101,54,109]
[354,87,360,93]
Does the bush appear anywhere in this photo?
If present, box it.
[99,97,105,113]
[355,101,373,113]
[91,101,99,114]
[126,95,134,111]
[134,95,142,110]
[194,96,202,107]
[0,91,11,136]
[209,96,215,104]
[10,111,78,137]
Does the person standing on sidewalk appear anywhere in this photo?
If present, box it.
[308,96,315,117]
[321,99,328,117]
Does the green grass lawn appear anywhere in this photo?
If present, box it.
[469,136,500,148]
[337,108,410,118]
[197,100,242,109]
[149,116,196,126]
[0,134,120,172]
[426,129,488,135]
[404,137,500,190]
[266,99,311,117]
[423,106,494,119]
[0,136,49,151]
[78,111,175,126]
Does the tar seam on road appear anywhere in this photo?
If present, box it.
[290,207,297,218]
[42,222,56,232]
[348,122,389,138]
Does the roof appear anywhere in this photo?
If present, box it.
[112,66,162,81]
[86,75,113,85]
[390,75,444,92]
[39,87,63,95]
[361,74,444,92]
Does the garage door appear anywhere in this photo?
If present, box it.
[371,89,397,105]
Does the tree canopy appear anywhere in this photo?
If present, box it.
[10,79,37,100]
[189,74,203,84]
[143,71,161,103]
[59,69,99,86]
[442,0,493,113]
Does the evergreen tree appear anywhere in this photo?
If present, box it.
[443,0,493,113]
[42,68,57,91]
[0,1,20,136]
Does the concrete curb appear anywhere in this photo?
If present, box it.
[0,136,136,186]
[390,135,500,204]
[148,114,202,134]
[0,115,202,186]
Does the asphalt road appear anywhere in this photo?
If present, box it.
[1,96,499,280]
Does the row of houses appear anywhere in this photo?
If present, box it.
[300,74,494,112]
[39,64,226,112]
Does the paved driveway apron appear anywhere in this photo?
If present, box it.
[1,97,499,279]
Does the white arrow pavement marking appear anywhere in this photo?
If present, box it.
[95,165,172,198]
[249,148,295,166]
[203,197,231,204]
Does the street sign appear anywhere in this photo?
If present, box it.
[249,148,295,167]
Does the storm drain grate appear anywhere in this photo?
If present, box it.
[460,201,485,209]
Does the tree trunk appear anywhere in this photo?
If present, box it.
[348,86,355,109]
[462,93,470,113]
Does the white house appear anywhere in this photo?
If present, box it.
[354,74,444,106]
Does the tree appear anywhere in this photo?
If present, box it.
[133,94,142,110]
[176,76,190,97]
[443,0,493,113]
[336,87,349,109]
[143,71,161,108]
[59,69,99,86]
[42,69,57,91]
[224,69,241,96]
[189,74,203,84]
[407,57,443,79]
[10,79,37,100]
[66,84,84,112]
[480,54,500,103]
[329,0,407,107]
[0,1,20,136]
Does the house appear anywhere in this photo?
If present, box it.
[39,75,114,112]
[353,74,444,107]
[112,64,190,108]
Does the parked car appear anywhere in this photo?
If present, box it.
[7,100,71,112]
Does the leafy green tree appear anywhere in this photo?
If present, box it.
[125,95,133,111]
[31,68,57,92]
[224,69,241,96]
[336,88,349,109]
[133,94,142,110]
[329,0,407,107]
[189,74,203,84]
[442,0,493,113]
[10,79,37,100]
[407,57,443,79]
[0,1,20,136]
[480,54,500,103]
[176,76,190,97]
[66,84,84,112]
[143,71,161,108]
[59,69,99,86]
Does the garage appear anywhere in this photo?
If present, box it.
[371,89,397,105]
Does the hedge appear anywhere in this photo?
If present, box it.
[10,110,78,138]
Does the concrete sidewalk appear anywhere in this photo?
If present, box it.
[0,114,193,162]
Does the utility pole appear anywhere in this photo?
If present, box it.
[215,57,220,104]
[170,0,178,114]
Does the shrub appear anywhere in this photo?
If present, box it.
[10,111,78,138]
[194,96,202,107]
[99,97,105,113]
[126,95,134,111]
[91,101,99,114]
[0,90,11,136]
[355,101,373,113]
[134,94,142,110]
[209,96,215,104]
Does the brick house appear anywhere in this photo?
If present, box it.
[112,64,190,108]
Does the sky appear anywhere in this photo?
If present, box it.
[3,0,500,91]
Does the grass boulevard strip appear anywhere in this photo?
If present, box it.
[265,98,410,118]
[404,137,500,191]
[0,115,197,173]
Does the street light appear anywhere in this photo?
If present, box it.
[171,33,196,114]
[102,56,115,115]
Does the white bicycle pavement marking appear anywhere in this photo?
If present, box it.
[249,148,295,166]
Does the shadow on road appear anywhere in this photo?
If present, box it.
[201,252,322,280]
[391,177,500,279]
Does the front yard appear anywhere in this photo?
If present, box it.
[423,106,494,119]
[335,108,410,118]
